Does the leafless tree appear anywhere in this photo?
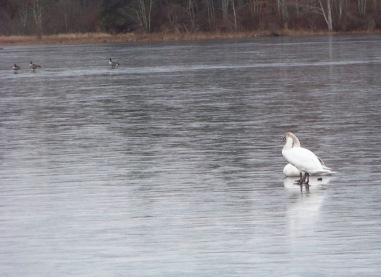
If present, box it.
[277,0,289,28]
[18,0,29,34]
[222,0,229,22]
[120,0,156,33]
[31,0,43,38]
[186,0,197,32]
[248,0,265,16]
[319,0,333,31]
[205,0,216,31]
[232,0,237,30]
[336,0,348,23]
[302,0,333,31]
[221,0,238,30]
[358,0,366,16]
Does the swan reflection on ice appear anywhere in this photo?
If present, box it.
[285,176,332,247]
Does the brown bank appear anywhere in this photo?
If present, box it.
[1,30,378,46]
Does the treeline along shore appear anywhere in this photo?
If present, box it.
[0,0,380,45]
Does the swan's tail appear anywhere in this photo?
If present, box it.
[322,165,332,171]
[314,168,336,175]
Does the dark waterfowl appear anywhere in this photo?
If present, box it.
[29,61,41,70]
[109,58,119,68]
[13,64,21,71]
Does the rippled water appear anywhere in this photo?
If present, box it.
[1,35,381,276]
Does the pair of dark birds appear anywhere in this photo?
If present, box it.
[13,58,119,72]
[13,61,41,71]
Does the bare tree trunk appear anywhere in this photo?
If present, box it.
[326,0,332,31]
[358,0,366,16]
[338,0,343,22]
[221,0,237,30]
[277,0,288,28]
[131,0,155,33]
[18,0,29,34]
[319,0,333,31]
[187,0,196,32]
[337,0,348,23]
[222,0,229,22]
[205,0,215,31]
[31,0,43,39]
[231,0,237,30]
[139,0,148,33]
[249,0,264,16]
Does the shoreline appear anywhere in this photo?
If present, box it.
[1,30,380,46]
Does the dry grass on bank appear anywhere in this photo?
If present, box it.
[0,33,126,45]
[0,30,379,46]
[0,32,270,45]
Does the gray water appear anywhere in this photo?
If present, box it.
[0,35,381,276]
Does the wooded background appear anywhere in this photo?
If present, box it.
[0,0,380,37]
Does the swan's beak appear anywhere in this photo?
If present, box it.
[282,136,286,142]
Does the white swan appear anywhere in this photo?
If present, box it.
[282,132,335,184]
[283,133,333,177]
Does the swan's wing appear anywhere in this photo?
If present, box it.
[317,157,334,171]
[317,156,325,165]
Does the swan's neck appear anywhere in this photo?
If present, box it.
[283,137,294,151]
[288,133,301,148]
[292,137,300,147]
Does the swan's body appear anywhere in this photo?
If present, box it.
[282,132,334,184]
[109,58,119,68]
[13,64,21,71]
[29,61,41,70]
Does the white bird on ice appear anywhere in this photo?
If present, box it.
[282,132,335,184]
[282,132,333,177]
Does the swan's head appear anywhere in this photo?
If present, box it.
[283,132,301,147]
[283,132,293,142]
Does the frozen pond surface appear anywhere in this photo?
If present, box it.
[1,35,381,276]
